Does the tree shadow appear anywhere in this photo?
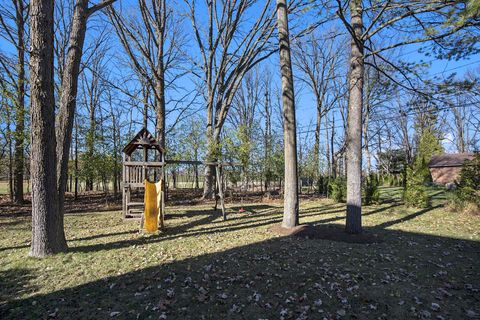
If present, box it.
[374,204,443,230]
[66,199,439,254]
[0,268,36,310]
[0,244,29,253]
[2,227,479,319]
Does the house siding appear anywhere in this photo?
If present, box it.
[430,167,463,185]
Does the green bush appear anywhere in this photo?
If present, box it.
[447,154,480,213]
[328,177,346,203]
[415,157,433,185]
[364,174,380,205]
[403,166,430,208]
[317,176,331,196]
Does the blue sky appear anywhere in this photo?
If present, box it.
[1,0,478,155]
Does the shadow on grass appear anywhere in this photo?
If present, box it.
[375,204,443,229]
[1,227,479,319]
[67,199,440,254]
[0,268,36,309]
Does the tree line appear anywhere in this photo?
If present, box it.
[0,0,479,256]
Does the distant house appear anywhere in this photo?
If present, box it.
[428,153,475,185]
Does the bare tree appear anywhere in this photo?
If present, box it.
[79,47,108,191]
[0,0,28,203]
[277,0,299,228]
[342,0,364,234]
[262,70,274,190]
[55,0,116,235]
[333,0,480,233]
[185,0,278,198]
[293,29,346,180]
[228,68,263,189]
[29,0,67,256]
[0,85,14,200]
[108,0,187,149]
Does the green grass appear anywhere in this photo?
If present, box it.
[1,187,479,319]
[0,181,30,195]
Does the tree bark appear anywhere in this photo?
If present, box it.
[56,0,116,232]
[314,96,322,180]
[202,130,219,199]
[325,111,331,176]
[194,149,199,190]
[155,0,166,148]
[345,0,364,234]
[29,0,67,256]
[364,95,371,174]
[5,104,14,201]
[74,118,79,200]
[276,0,299,228]
[56,0,89,220]
[13,0,26,204]
[264,84,271,190]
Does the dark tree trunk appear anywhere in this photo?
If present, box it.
[86,98,95,191]
[345,0,364,234]
[202,130,219,199]
[29,0,67,257]
[143,84,149,128]
[155,62,166,149]
[13,0,26,204]
[325,112,331,176]
[276,0,299,228]
[194,150,199,190]
[155,0,167,149]
[56,0,116,227]
[112,119,118,197]
[203,164,216,198]
[313,97,321,181]
[331,112,336,178]
[5,106,14,201]
[74,119,79,200]
[264,85,271,191]
[56,0,89,216]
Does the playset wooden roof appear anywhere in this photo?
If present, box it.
[122,128,164,156]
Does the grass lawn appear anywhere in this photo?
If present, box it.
[0,181,30,195]
[1,187,479,319]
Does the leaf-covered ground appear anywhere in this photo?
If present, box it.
[1,187,479,319]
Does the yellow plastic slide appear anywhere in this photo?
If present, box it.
[143,180,163,233]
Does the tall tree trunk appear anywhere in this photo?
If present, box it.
[194,149,199,190]
[325,111,331,176]
[56,0,89,221]
[142,83,149,128]
[112,112,118,197]
[264,85,271,190]
[202,132,218,199]
[313,96,321,181]
[56,0,116,233]
[29,0,67,256]
[13,0,26,204]
[74,118,79,200]
[364,97,371,174]
[276,0,299,228]
[331,112,336,178]
[155,78,166,148]
[86,92,95,191]
[345,0,364,234]
[155,49,166,149]
[5,105,14,201]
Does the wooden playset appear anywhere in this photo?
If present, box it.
[122,128,234,232]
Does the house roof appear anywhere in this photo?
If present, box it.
[428,153,475,168]
[122,128,164,156]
